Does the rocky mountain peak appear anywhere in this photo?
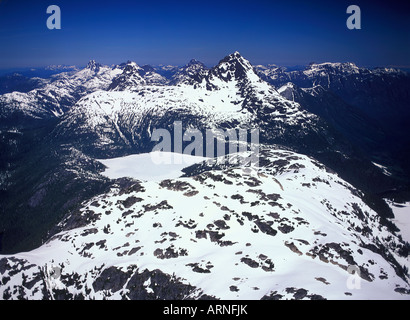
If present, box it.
[122,61,143,74]
[170,59,208,85]
[207,51,255,84]
[86,60,101,72]
[187,59,203,67]
[108,61,146,91]
[219,51,252,71]
[304,62,360,76]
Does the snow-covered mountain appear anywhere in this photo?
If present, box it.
[0,147,408,299]
[0,61,123,125]
[170,59,208,85]
[108,61,147,91]
[139,65,169,86]
[54,52,319,157]
[44,65,79,72]
[153,64,180,80]
[52,52,396,201]
[254,62,407,89]
[276,82,388,156]
[108,62,169,90]
[0,59,188,128]
[254,62,410,125]
[256,62,410,186]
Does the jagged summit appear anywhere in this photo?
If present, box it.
[187,58,203,66]
[170,58,208,85]
[85,60,102,72]
[155,53,255,87]
[108,62,146,91]
[115,60,138,69]
[217,51,252,71]
[229,51,243,59]
[200,51,263,91]
[108,61,169,89]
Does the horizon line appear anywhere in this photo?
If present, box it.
[1,60,410,73]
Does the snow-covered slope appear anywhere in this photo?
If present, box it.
[0,60,123,121]
[0,147,408,300]
[388,201,410,244]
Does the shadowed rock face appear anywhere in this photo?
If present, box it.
[255,63,410,188]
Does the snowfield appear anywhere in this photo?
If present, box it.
[0,148,408,300]
[388,201,410,244]
[98,152,207,182]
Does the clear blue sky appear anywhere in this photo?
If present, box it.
[0,0,409,69]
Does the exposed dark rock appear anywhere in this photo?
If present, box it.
[195,230,207,239]
[176,219,197,229]
[293,288,308,300]
[153,246,188,259]
[118,180,146,195]
[92,266,130,293]
[81,228,98,237]
[240,257,259,268]
[186,263,212,273]
[394,287,410,295]
[285,242,303,256]
[278,224,294,234]
[126,268,215,300]
[254,220,277,236]
[143,200,173,212]
[214,220,230,230]
[261,291,283,300]
[96,239,106,249]
[117,196,143,209]
[160,180,195,192]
